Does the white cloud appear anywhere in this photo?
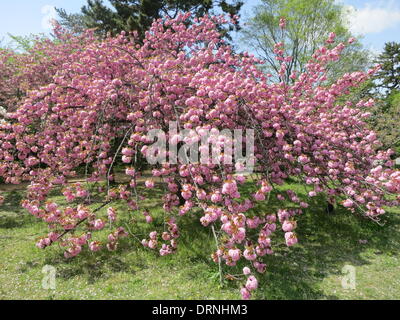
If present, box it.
[343,0,400,35]
[41,5,57,30]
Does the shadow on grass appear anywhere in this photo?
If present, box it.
[250,182,400,299]
[0,191,28,228]
[4,180,400,299]
[37,209,400,298]
[42,239,149,284]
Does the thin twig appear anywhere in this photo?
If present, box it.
[211,224,223,286]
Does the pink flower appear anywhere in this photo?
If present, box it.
[211,191,222,203]
[148,239,157,249]
[279,17,286,29]
[222,180,237,196]
[89,241,101,251]
[64,245,82,258]
[168,183,178,192]
[263,223,274,233]
[48,232,59,242]
[327,32,336,43]
[243,249,257,261]
[266,214,276,223]
[234,227,246,243]
[282,220,296,232]
[285,232,298,246]
[170,239,178,248]
[116,227,128,238]
[245,275,258,291]
[253,191,265,201]
[300,202,309,208]
[277,194,285,201]
[36,238,51,249]
[246,217,260,229]
[125,167,136,176]
[107,207,117,222]
[122,155,132,163]
[145,180,155,188]
[256,246,271,256]
[108,233,117,242]
[107,242,118,251]
[243,267,251,275]
[228,248,241,261]
[149,231,158,240]
[76,207,89,219]
[298,155,310,164]
[240,287,251,300]
[93,219,105,230]
[194,175,204,184]
[343,199,354,208]
[258,235,271,247]
[181,190,192,200]
[259,180,272,193]
[253,261,267,273]
[196,188,207,200]
[162,232,171,241]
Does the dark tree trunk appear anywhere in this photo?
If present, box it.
[326,202,335,214]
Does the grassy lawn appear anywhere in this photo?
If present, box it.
[0,180,399,300]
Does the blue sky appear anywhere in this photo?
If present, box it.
[0,0,399,54]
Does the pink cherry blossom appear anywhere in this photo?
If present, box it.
[243,267,251,275]
[240,287,251,300]
[245,275,258,291]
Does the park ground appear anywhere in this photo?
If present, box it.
[0,179,399,300]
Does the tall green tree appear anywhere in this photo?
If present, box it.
[56,0,243,40]
[373,42,400,94]
[368,43,400,156]
[241,0,371,83]
[369,90,400,156]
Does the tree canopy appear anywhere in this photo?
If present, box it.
[373,42,400,94]
[241,0,371,83]
[56,0,243,40]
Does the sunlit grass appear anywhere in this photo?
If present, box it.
[0,180,399,300]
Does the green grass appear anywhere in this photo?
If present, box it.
[0,181,399,300]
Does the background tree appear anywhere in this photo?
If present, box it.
[0,29,96,112]
[373,42,400,94]
[56,0,243,40]
[363,42,400,157]
[55,9,89,34]
[372,91,400,156]
[241,0,371,83]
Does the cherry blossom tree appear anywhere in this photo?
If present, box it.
[0,26,97,112]
[0,14,399,299]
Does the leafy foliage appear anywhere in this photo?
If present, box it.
[374,42,400,93]
[56,0,243,40]
[241,0,371,83]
